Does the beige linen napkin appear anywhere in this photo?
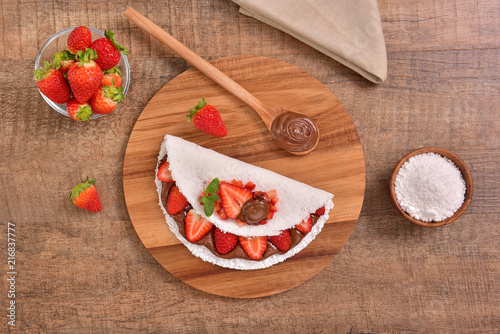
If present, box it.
[232,0,387,83]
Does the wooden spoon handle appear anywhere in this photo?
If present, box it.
[124,7,275,128]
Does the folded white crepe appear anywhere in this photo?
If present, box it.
[155,135,334,270]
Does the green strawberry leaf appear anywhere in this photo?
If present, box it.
[104,30,130,55]
[186,98,207,121]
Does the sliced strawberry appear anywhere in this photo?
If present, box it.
[219,182,252,219]
[266,190,278,200]
[315,206,326,216]
[231,179,243,187]
[166,185,189,215]
[269,230,291,252]
[157,161,174,183]
[270,196,279,205]
[269,203,278,212]
[213,227,238,254]
[259,220,268,225]
[244,181,256,191]
[295,216,312,233]
[239,236,267,260]
[236,219,247,227]
[185,209,213,242]
[266,211,274,220]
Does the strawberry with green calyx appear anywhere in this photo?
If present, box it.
[53,50,75,73]
[68,48,103,103]
[90,79,124,114]
[68,177,102,212]
[67,26,92,54]
[67,98,93,121]
[34,61,71,104]
[90,30,129,70]
[187,98,227,137]
[102,66,122,87]
[199,178,220,217]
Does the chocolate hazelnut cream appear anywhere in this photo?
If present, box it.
[270,112,319,153]
[158,156,318,261]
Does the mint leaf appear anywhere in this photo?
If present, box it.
[204,200,215,217]
[206,177,219,195]
[199,178,220,217]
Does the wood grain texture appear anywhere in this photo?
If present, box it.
[123,55,365,298]
[0,0,498,332]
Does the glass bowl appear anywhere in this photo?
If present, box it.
[34,27,130,119]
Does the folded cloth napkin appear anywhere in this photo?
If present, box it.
[232,0,387,83]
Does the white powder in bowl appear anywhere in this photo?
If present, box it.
[394,152,466,222]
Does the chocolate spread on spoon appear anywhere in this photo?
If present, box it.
[270,111,319,153]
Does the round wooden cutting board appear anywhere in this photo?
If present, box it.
[123,55,365,298]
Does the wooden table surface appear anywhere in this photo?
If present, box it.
[1,0,498,333]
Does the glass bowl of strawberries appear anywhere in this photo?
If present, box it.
[34,26,130,121]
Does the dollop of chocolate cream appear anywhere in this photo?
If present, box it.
[237,194,270,225]
[270,111,319,153]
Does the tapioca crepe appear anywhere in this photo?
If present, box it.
[155,135,334,270]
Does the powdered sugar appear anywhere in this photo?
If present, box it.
[394,152,466,222]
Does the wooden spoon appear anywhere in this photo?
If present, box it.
[124,7,319,155]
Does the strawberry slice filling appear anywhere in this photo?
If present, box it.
[158,157,326,261]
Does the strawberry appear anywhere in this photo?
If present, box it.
[53,50,75,73]
[266,190,278,200]
[315,206,326,216]
[219,182,252,219]
[244,181,256,191]
[167,185,189,215]
[295,216,312,233]
[185,209,213,242]
[68,177,102,212]
[186,98,227,137]
[213,227,238,254]
[90,30,130,70]
[66,98,92,121]
[239,236,267,260]
[34,61,71,104]
[67,26,92,54]
[269,230,291,252]
[68,48,103,103]
[157,161,174,183]
[89,82,124,114]
[102,67,122,87]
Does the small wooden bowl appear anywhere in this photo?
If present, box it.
[389,147,473,227]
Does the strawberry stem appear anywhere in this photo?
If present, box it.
[186,98,207,121]
[69,177,96,202]
[76,48,98,67]
[104,30,130,55]
[33,61,54,81]
[76,105,93,122]
[53,50,75,70]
